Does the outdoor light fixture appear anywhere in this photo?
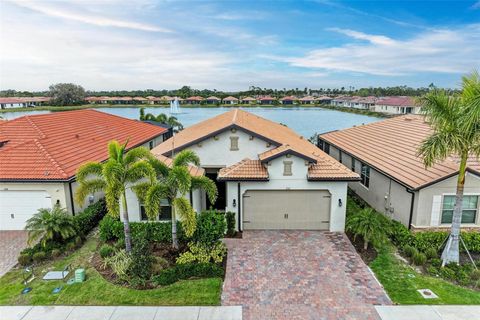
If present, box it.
[232,199,237,207]
[338,199,343,207]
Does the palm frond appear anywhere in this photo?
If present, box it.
[125,160,156,183]
[173,197,196,237]
[168,166,191,195]
[76,162,103,183]
[131,181,152,204]
[74,179,106,205]
[191,175,218,205]
[173,150,200,167]
[417,131,464,168]
[108,140,122,160]
[124,146,154,166]
[145,183,170,220]
[148,158,170,177]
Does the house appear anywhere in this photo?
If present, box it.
[279,96,297,105]
[347,96,377,110]
[373,96,421,114]
[0,97,51,109]
[0,110,168,230]
[185,96,204,104]
[258,96,276,105]
[138,109,358,232]
[241,97,256,104]
[318,115,480,230]
[315,96,333,105]
[222,96,239,105]
[206,96,221,104]
[133,97,149,104]
[298,96,316,105]
[330,96,352,107]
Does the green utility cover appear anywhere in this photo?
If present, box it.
[75,269,85,283]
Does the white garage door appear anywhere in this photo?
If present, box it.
[243,190,331,230]
[0,191,52,230]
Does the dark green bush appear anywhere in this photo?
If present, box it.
[412,251,427,266]
[225,212,236,237]
[430,258,442,268]
[388,220,414,247]
[73,199,107,237]
[402,245,417,258]
[18,254,32,266]
[66,242,76,251]
[194,210,226,245]
[152,263,224,286]
[128,232,154,281]
[99,215,121,241]
[427,266,439,276]
[99,244,115,258]
[411,232,447,253]
[32,251,47,263]
[440,265,456,280]
[424,247,438,260]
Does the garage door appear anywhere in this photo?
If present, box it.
[0,191,52,230]
[243,190,331,230]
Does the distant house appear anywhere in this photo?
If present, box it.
[0,97,50,109]
[279,96,297,105]
[258,96,276,105]
[133,97,148,104]
[315,96,332,105]
[185,96,204,104]
[330,96,351,107]
[373,96,421,114]
[298,96,316,105]
[206,96,221,104]
[0,110,168,230]
[319,115,480,231]
[241,97,256,104]
[223,96,239,105]
[347,96,377,110]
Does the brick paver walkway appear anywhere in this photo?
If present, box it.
[222,231,391,320]
[0,231,28,276]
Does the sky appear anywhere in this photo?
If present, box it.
[0,0,479,91]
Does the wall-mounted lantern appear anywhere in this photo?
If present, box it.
[338,199,343,207]
[232,199,237,207]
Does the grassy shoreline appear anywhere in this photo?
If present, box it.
[0,103,388,118]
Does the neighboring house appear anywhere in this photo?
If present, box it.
[258,96,276,105]
[347,96,377,110]
[298,96,316,104]
[373,96,421,114]
[279,96,297,105]
[318,115,480,230]
[330,96,351,107]
[133,97,149,104]
[185,96,204,104]
[142,109,358,232]
[0,110,168,230]
[223,96,239,105]
[0,97,50,109]
[205,96,221,104]
[241,97,256,104]
[315,96,332,105]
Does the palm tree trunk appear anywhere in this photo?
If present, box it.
[122,189,132,253]
[441,153,468,266]
[171,202,179,249]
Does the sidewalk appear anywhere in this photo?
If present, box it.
[0,305,242,320]
[375,305,480,320]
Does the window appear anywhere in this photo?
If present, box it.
[441,195,478,224]
[351,158,356,172]
[339,151,342,163]
[140,199,172,221]
[360,163,370,188]
[283,161,293,176]
[149,140,154,150]
[230,136,239,151]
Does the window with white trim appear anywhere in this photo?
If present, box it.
[441,195,478,224]
[140,199,172,221]
[360,163,370,188]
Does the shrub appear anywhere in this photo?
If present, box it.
[346,208,388,250]
[32,251,47,263]
[427,266,439,276]
[412,251,427,266]
[18,254,32,266]
[152,257,170,274]
[424,247,438,260]
[74,236,83,247]
[99,244,115,258]
[388,220,414,247]
[99,215,121,241]
[115,238,125,250]
[402,245,417,258]
[471,269,480,281]
[66,242,76,251]
[440,266,456,281]
[412,232,447,253]
[51,249,62,258]
[73,199,107,237]
[194,210,226,245]
[225,212,236,237]
[103,249,132,281]
[152,263,224,286]
[176,242,227,264]
[128,233,154,280]
[430,258,442,268]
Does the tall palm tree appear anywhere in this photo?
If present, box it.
[138,150,217,249]
[75,140,156,252]
[417,71,480,265]
[139,108,184,132]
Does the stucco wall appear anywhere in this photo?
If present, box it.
[0,182,68,209]
[224,155,348,232]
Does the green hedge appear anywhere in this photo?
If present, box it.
[73,199,107,237]
[151,263,224,286]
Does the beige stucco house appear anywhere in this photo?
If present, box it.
[319,115,480,230]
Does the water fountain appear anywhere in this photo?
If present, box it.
[170,97,181,114]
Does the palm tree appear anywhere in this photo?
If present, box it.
[75,140,156,252]
[346,208,387,250]
[139,108,184,132]
[417,71,480,265]
[25,206,77,247]
[139,150,217,249]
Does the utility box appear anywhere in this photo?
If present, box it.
[75,269,85,283]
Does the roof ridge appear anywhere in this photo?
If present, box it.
[25,116,47,139]
[232,108,239,123]
[33,139,69,178]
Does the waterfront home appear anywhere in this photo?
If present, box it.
[346,96,377,110]
[373,96,421,114]
[298,96,316,104]
[241,97,256,104]
[0,110,168,230]
[128,109,359,232]
[0,97,50,109]
[279,96,297,105]
[330,96,351,107]
[206,96,221,104]
[315,96,333,105]
[318,115,480,230]
[258,96,276,105]
[223,96,239,105]
[185,96,204,104]
[133,96,149,104]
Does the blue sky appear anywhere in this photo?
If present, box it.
[0,0,479,91]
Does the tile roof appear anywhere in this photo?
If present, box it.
[218,159,268,181]
[155,154,205,177]
[258,96,276,101]
[186,96,204,101]
[0,110,167,181]
[241,97,256,101]
[298,96,316,101]
[223,96,239,101]
[376,96,416,107]
[206,96,221,101]
[280,96,297,101]
[319,115,480,189]
[152,109,358,181]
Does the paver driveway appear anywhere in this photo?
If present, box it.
[0,231,28,276]
[222,231,391,320]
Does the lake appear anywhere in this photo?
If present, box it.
[0,106,381,137]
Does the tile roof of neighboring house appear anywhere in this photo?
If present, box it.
[206,96,221,101]
[298,96,316,101]
[351,96,377,104]
[316,96,333,101]
[133,96,148,101]
[280,96,297,101]
[152,109,358,181]
[376,96,416,107]
[0,97,51,104]
[218,159,268,181]
[258,96,276,101]
[241,97,256,101]
[186,96,204,101]
[319,115,480,190]
[223,96,239,101]
[0,110,167,181]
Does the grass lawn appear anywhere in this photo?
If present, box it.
[0,236,222,306]
[370,248,480,305]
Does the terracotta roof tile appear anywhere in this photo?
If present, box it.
[155,154,205,177]
[223,96,239,101]
[218,159,268,180]
[319,115,480,189]
[0,110,167,181]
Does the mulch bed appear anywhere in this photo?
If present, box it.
[346,232,378,264]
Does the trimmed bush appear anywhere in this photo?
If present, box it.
[152,263,224,286]
[388,220,414,247]
[402,245,417,258]
[225,212,236,237]
[73,199,107,237]
[18,254,32,266]
[424,247,438,260]
[412,251,427,266]
[128,233,154,281]
[32,251,47,263]
[99,244,115,258]
[194,210,226,245]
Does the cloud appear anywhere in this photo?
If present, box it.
[10,0,172,32]
[281,25,480,76]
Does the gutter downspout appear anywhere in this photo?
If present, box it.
[69,181,76,216]
[237,183,242,232]
[406,188,415,230]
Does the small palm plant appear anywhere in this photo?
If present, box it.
[75,140,156,252]
[25,206,76,247]
[139,108,184,132]
[138,150,217,249]
[346,208,387,250]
